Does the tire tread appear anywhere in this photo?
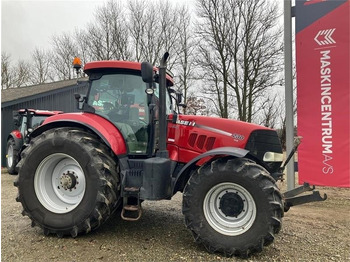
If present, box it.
[182,157,284,257]
[14,127,120,237]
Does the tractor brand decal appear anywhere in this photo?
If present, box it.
[177,119,196,126]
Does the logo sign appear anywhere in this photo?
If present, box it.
[314,28,336,45]
[295,0,349,187]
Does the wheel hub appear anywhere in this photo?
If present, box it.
[203,182,257,236]
[34,153,86,214]
[219,192,244,217]
[7,144,14,167]
[60,171,77,190]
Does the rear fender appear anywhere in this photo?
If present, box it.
[30,113,127,156]
[7,131,24,151]
[172,147,249,194]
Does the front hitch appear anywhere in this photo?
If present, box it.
[283,182,327,212]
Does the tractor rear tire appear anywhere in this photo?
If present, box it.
[14,127,120,237]
[6,137,19,175]
[182,157,283,257]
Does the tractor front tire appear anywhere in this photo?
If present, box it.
[182,157,283,257]
[14,127,120,237]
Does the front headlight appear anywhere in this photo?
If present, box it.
[263,152,284,162]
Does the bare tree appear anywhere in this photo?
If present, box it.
[30,48,53,84]
[173,5,197,113]
[75,28,93,65]
[257,92,283,128]
[196,0,283,121]
[128,0,182,69]
[195,0,236,118]
[128,0,159,63]
[12,60,31,87]
[51,33,78,80]
[127,0,147,62]
[186,95,207,115]
[1,52,13,89]
[230,0,283,122]
[86,0,130,61]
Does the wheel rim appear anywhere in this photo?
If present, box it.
[203,182,257,236]
[34,153,86,214]
[7,144,14,167]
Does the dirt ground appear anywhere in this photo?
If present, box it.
[1,168,349,261]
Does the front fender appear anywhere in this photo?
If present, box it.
[30,112,127,156]
[172,147,249,194]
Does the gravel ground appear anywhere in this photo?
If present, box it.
[1,168,350,261]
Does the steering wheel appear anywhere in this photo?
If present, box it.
[103,102,115,111]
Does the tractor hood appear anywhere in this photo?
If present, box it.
[176,114,272,144]
[170,114,283,173]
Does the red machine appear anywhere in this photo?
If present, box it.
[6,109,62,174]
[14,54,325,257]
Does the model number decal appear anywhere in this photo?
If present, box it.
[232,133,245,141]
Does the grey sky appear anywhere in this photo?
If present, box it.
[1,0,109,61]
[1,0,192,62]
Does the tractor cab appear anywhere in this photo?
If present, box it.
[81,61,174,156]
[14,109,62,140]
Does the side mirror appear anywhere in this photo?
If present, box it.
[176,91,183,104]
[141,62,154,83]
[74,93,83,110]
[74,93,95,113]
[175,91,187,109]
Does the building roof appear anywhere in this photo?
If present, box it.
[1,79,77,103]
[1,79,80,104]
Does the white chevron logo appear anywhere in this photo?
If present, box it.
[314,29,336,46]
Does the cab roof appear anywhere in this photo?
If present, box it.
[84,60,174,85]
[84,61,141,72]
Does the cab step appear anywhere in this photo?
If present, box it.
[121,187,142,221]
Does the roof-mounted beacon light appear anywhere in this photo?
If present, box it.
[72,57,82,77]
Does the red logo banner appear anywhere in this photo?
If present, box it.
[296,0,350,187]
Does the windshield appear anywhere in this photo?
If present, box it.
[88,73,150,154]
[31,115,48,129]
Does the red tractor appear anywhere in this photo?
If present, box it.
[6,109,62,174]
[14,53,325,257]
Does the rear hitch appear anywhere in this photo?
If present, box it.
[283,182,327,212]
